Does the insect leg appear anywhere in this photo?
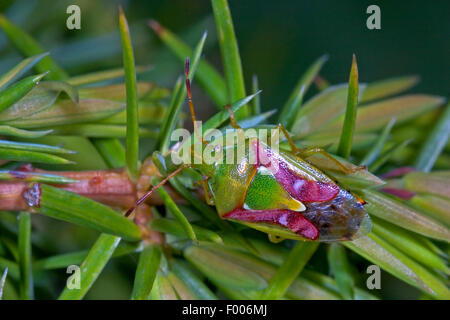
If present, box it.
[275,123,298,152]
[199,176,215,205]
[271,124,362,175]
[298,147,364,174]
[192,174,214,205]
[126,165,189,217]
[225,104,243,129]
[268,234,284,243]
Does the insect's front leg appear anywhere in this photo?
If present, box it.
[226,104,243,130]
[199,177,215,205]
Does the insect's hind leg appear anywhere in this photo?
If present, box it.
[275,123,299,153]
[298,147,365,174]
[272,124,363,174]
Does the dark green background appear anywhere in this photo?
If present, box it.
[0,0,448,113]
[146,0,449,106]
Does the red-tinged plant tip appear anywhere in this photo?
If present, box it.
[148,19,164,35]
[381,167,417,179]
[381,188,416,200]
[314,75,330,91]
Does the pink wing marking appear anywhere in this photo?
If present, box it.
[224,208,319,240]
[252,140,339,202]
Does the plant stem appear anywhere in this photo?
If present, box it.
[0,165,188,211]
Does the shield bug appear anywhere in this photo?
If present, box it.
[127,58,371,242]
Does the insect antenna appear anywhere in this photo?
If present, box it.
[185,58,206,144]
[125,165,186,217]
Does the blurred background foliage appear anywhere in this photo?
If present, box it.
[0,0,448,300]
[1,0,448,113]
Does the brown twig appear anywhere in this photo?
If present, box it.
[0,163,188,212]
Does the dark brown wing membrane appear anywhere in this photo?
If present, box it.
[302,189,371,241]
